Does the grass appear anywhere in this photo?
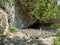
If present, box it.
[54,37,60,45]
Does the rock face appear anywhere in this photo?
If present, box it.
[0,0,36,29]
[20,29,55,38]
[0,8,9,45]
[38,37,55,45]
[14,0,36,29]
[2,29,56,45]
[4,37,55,45]
[1,0,15,25]
[0,8,9,35]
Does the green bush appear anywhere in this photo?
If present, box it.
[51,24,60,29]
[19,0,60,29]
[30,0,60,29]
[54,37,60,45]
[9,24,17,33]
[31,0,60,22]
[56,29,60,37]
[54,29,60,45]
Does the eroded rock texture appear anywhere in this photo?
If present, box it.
[0,0,36,29]
[0,8,9,45]
[3,29,56,45]
[0,8,9,35]
[14,0,36,29]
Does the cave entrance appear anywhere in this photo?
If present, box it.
[28,21,53,30]
[28,21,41,29]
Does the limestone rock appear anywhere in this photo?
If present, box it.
[3,29,56,45]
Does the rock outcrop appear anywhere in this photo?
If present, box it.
[2,29,56,45]
[4,37,55,45]
[14,0,36,29]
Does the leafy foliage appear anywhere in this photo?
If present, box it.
[9,24,17,33]
[54,37,60,45]
[31,0,60,22]
[54,29,60,45]
[51,23,60,29]
[56,29,60,37]
[18,0,60,22]
[19,0,60,29]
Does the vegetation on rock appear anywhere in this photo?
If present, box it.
[54,29,60,45]
[30,0,60,28]
[31,0,60,21]
[9,24,17,33]
[19,0,60,29]
[54,37,60,45]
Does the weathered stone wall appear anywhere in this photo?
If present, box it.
[3,29,56,45]
[0,0,15,25]
[2,0,15,25]
[14,0,36,29]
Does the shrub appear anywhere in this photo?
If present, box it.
[30,0,60,29]
[56,29,60,37]
[31,0,60,22]
[51,24,60,29]
[54,29,60,45]
[54,37,60,45]
[9,24,17,33]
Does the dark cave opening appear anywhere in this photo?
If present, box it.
[28,20,53,30]
[28,21,41,29]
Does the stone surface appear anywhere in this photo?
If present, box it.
[14,0,36,29]
[2,29,56,45]
[20,29,55,38]
[3,36,56,45]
